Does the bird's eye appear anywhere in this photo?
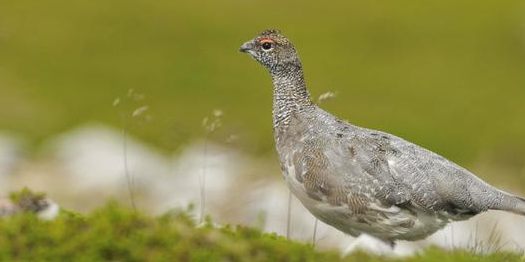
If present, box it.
[262,42,273,50]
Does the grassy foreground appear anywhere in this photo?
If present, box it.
[0,192,522,262]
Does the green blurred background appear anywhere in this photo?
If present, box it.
[1,0,524,185]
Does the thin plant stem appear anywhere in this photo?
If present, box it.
[121,118,137,212]
[199,132,209,224]
[286,190,292,240]
[312,218,319,247]
[198,110,222,224]
[451,224,455,250]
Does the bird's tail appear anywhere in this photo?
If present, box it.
[512,196,525,216]
[495,193,525,216]
[471,178,525,216]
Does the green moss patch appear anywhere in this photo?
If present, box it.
[0,196,522,262]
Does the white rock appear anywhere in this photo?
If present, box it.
[0,133,22,191]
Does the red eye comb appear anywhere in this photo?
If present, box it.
[259,38,276,44]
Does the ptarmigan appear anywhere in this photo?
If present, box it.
[239,29,525,246]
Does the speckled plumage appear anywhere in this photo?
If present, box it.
[240,29,525,244]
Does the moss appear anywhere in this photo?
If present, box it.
[0,191,522,262]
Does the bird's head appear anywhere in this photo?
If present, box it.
[239,29,300,71]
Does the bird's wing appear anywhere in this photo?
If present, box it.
[291,128,411,210]
[353,127,497,217]
[293,124,493,219]
[289,127,425,236]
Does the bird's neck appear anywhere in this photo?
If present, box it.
[270,62,312,138]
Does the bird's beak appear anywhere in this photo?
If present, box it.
[239,41,251,53]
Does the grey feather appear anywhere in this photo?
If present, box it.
[240,29,525,243]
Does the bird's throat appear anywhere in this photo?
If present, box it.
[270,63,312,139]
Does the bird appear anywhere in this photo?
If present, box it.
[239,29,525,246]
